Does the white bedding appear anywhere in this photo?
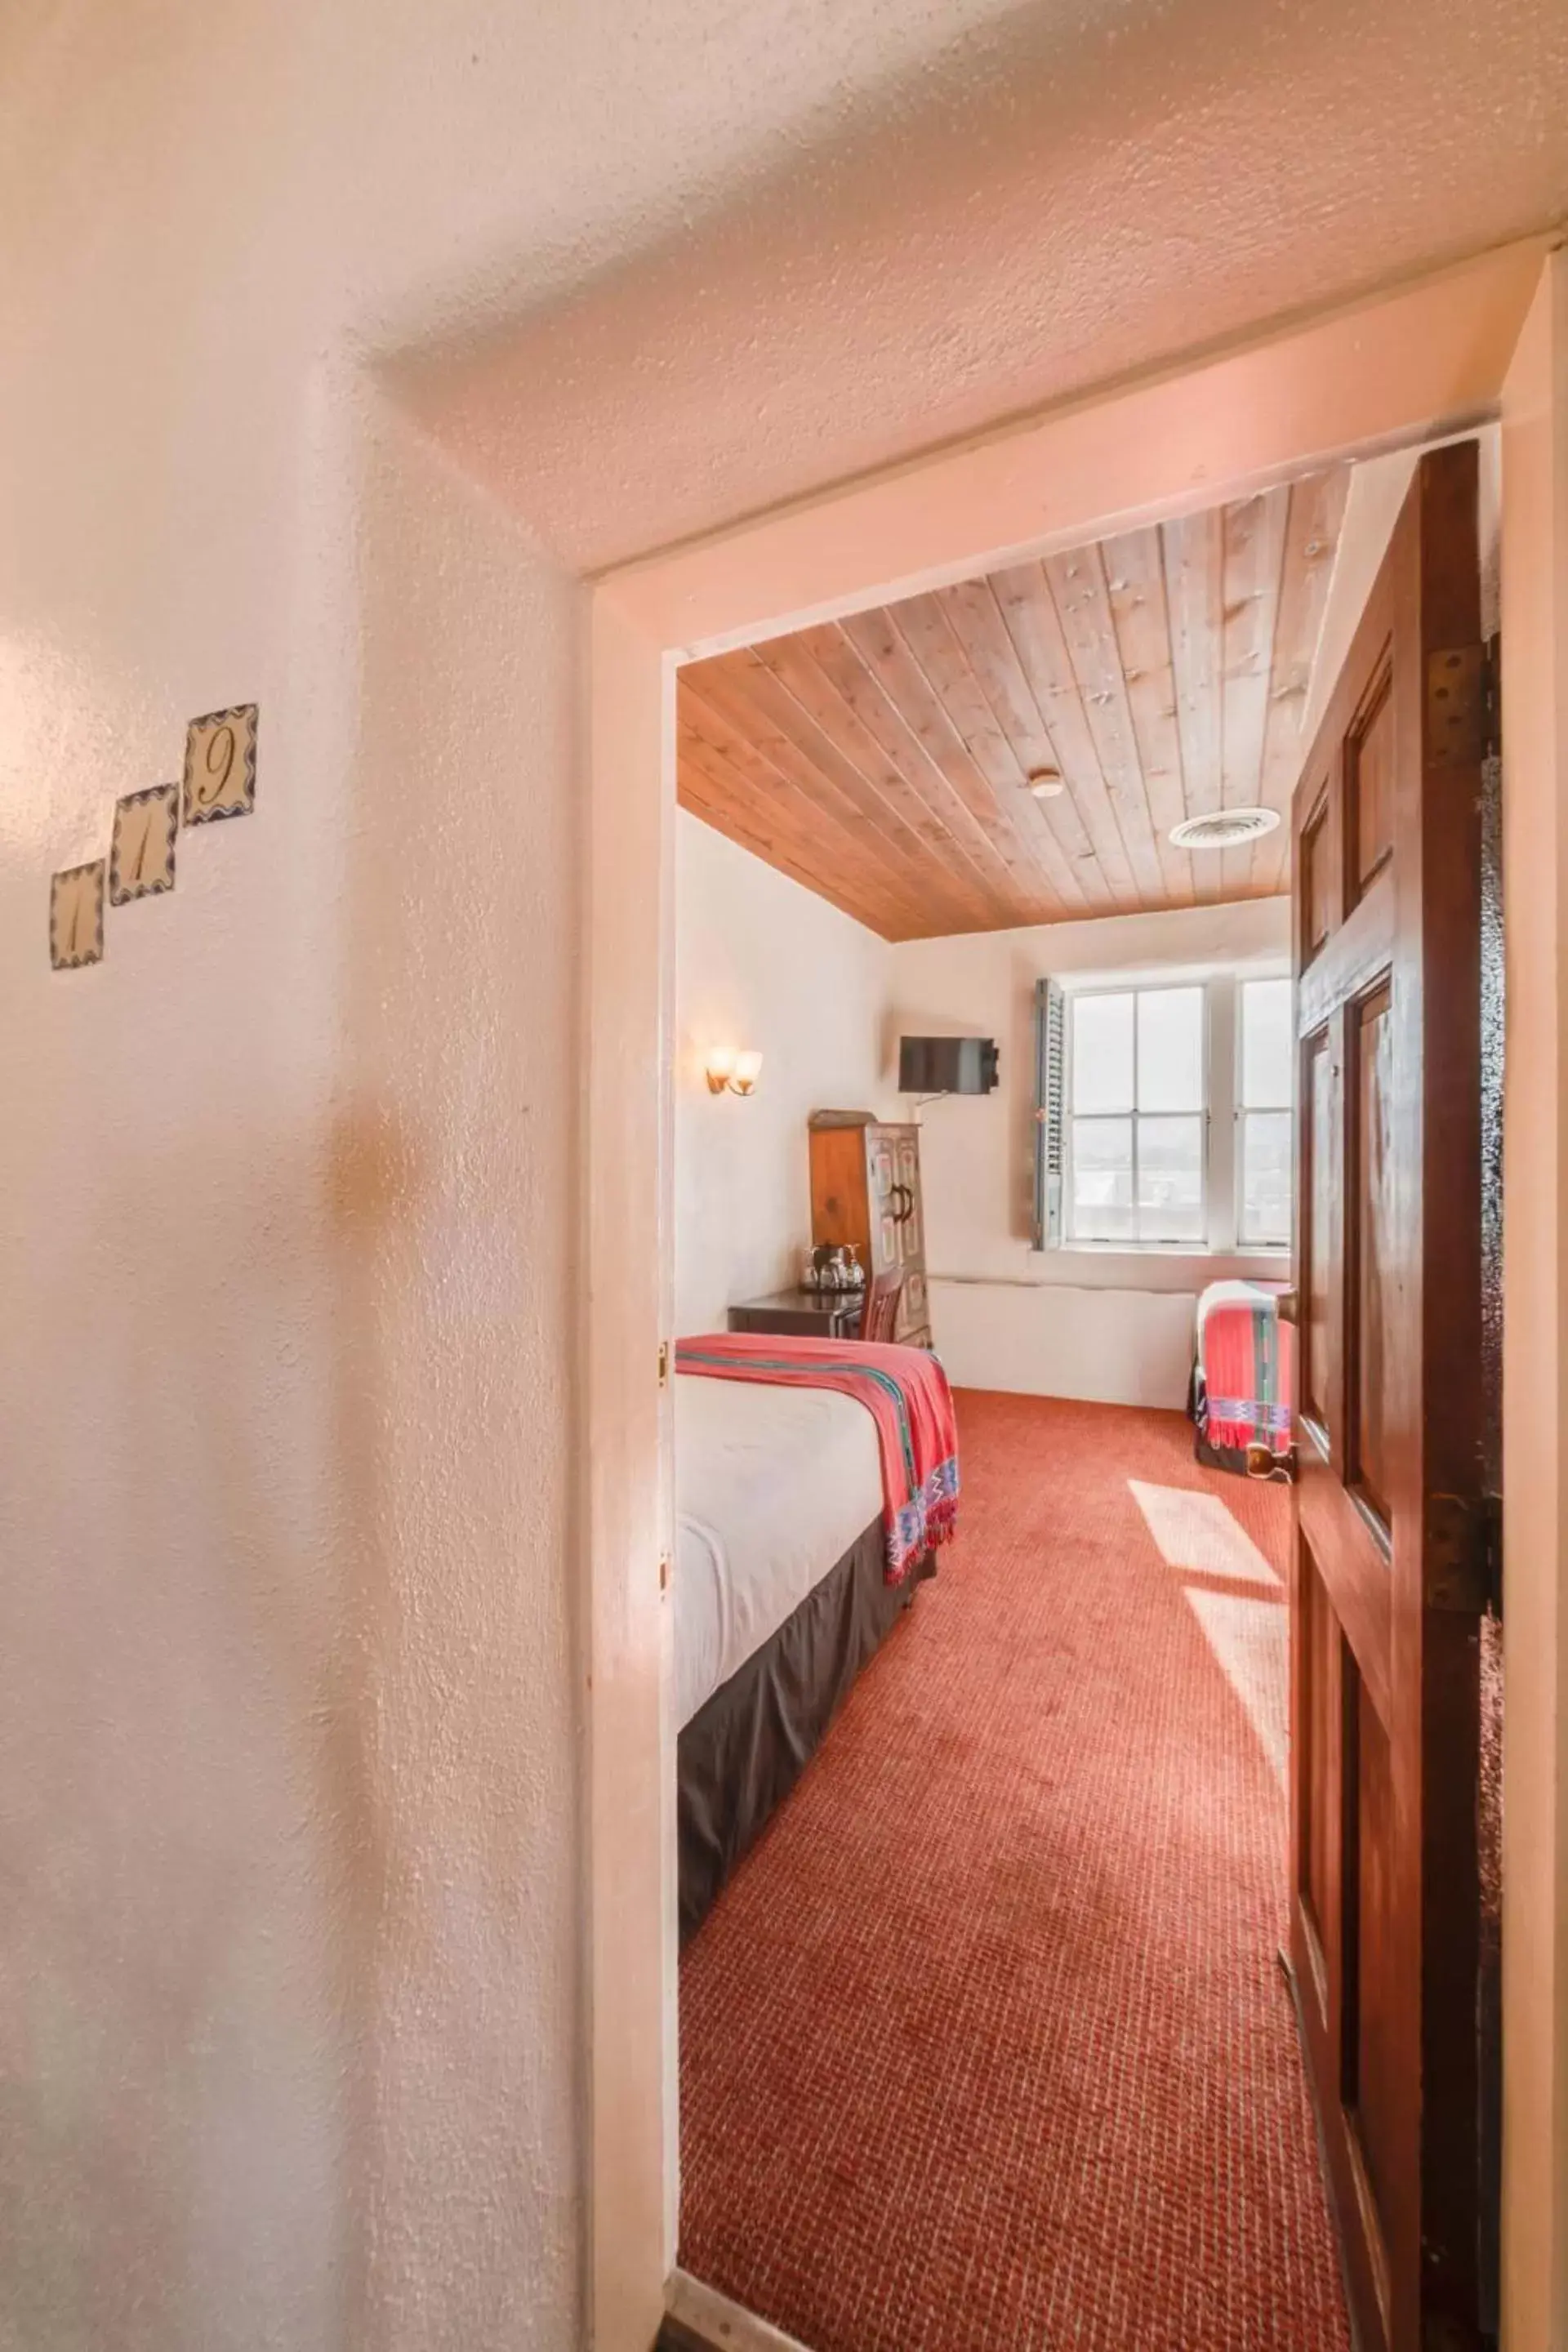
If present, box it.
[674,1371,883,1730]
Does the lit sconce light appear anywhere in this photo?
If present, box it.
[706,1047,763,1096]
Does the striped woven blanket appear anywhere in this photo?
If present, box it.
[675,1333,960,1584]
[1195,1280,1294,1455]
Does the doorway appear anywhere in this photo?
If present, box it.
[581,240,1562,2352]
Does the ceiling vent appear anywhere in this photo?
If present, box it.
[1168,806,1281,852]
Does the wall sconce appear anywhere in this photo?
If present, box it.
[706,1048,763,1096]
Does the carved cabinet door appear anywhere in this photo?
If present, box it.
[866,1129,901,1273]
[1290,441,1489,2351]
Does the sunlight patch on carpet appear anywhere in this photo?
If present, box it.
[1186,1584,1288,1787]
[1129,1479,1281,1585]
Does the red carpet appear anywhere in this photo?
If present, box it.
[679,1392,1349,2352]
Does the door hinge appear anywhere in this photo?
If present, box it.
[1481,632,1501,763]
[1426,1490,1502,1615]
[1428,643,1499,769]
[1480,1491,1503,1619]
[659,1552,670,1596]
[657,1340,670,1388]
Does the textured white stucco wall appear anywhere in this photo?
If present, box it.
[0,203,588,2352]
[0,8,1057,2346]
[408,0,1568,571]
[0,2,1564,2350]
[674,812,893,1333]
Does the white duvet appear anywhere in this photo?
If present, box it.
[674,1371,883,1730]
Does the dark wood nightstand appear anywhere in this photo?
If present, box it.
[727,1288,866,1339]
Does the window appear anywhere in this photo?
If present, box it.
[1036,967,1294,1255]
[1067,986,1206,1244]
[1237,977,1293,1246]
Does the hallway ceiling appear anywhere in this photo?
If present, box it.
[400,0,1566,575]
[676,466,1349,939]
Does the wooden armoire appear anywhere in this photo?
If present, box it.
[808,1112,931,1348]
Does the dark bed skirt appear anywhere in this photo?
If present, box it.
[677,1518,934,1943]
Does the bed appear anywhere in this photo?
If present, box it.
[674,1342,952,1940]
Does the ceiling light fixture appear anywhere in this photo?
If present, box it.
[1027,766,1066,799]
[1169,807,1281,851]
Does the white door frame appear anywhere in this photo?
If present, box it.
[582,234,1564,2350]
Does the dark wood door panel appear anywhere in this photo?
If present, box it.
[1348,656,1396,900]
[1349,981,1397,1533]
[1294,1529,1344,2028]
[1301,785,1334,965]
[1337,1643,1401,2352]
[1296,866,1393,1034]
[1289,440,1486,2352]
[1348,1675,1401,2250]
[1299,1023,1341,1446]
[1292,1539,1399,2352]
[1297,1457,1392,1722]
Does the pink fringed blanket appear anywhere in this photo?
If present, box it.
[1195,1280,1294,1456]
[675,1333,960,1584]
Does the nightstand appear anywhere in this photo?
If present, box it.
[727,1289,866,1339]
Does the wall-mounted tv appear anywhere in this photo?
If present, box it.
[898,1036,1000,1095]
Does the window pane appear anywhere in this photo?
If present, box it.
[1071,1116,1134,1241]
[1137,987,1205,1111]
[1136,1114,1205,1241]
[1072,993,1134,1114]
[1241,977,1294,1110]
[1241,1108,1293,1245]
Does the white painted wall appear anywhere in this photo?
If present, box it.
[889,899,1292,1404]
[1499,247,1568,2352]
[675,812,893,1331]
[0,11,1102,2350]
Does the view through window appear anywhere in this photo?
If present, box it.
[1237,976,1293,1246]
[1065,975,1293,1250]
[1067,985,1206,1243]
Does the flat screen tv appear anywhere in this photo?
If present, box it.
[898,1035,999,1095]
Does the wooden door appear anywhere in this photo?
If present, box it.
[886,1129,921,1330]
[890,1131,924,1267]
[1290,442,1490,2350]
[866,1128,902,1274]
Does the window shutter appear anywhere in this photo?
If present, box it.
[1033,978,1066,1247]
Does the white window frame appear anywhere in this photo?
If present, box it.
[1234,974,1295,1250]
[1064,982,1209,1248]
[1058,964,1292,1258]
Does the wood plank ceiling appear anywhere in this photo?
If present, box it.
[676,466,1351,941]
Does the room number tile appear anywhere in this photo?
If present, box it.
[47,699,258,969]
[183,702,257,826]
[50,861,105,969]
[109,782,179,903]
